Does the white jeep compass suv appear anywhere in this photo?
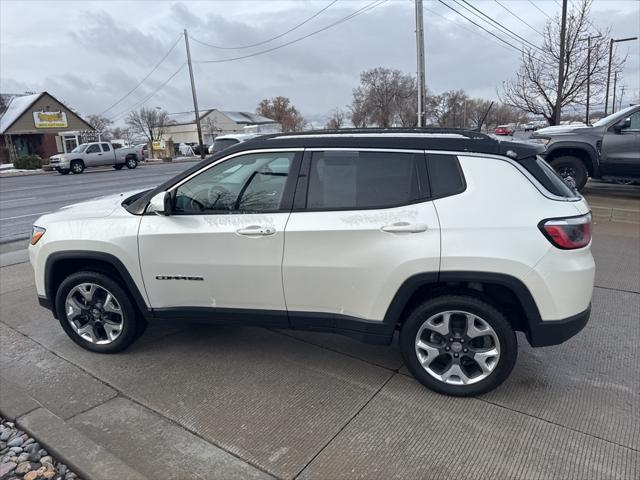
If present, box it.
[29,130,595,396]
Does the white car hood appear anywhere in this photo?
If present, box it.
[37,189,146,224]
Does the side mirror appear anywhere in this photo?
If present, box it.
[149,191,172,216]
[614,117,631,133]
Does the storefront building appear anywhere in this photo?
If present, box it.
[0,91,96,163]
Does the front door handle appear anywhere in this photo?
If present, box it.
[236,225,276,236]
[381,222,428,233]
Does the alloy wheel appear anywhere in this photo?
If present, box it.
[415,310,500,385]
[65,283,124,344]
[556,166,575,178]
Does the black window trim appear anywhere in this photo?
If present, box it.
[165,149,304,216]
[292,147,459,213]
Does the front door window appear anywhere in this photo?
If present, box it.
[174,152,295,214]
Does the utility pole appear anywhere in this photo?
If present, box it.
[605,36,638,115]
[184,29,205,159]
[579,35,600,125]
[619,85,626,111]
[415,0,426,127]
[555,0,568,125]
[612,71,618,114]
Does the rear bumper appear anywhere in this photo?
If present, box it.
[526,304,591,347]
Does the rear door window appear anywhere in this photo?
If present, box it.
[305,150,428,210]
[101,143,111,152]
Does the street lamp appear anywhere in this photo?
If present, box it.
[579,34,601,124]
[604,37,638,115]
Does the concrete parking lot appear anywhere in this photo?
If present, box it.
[0,170,639,479]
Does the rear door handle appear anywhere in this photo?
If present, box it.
[381,222,428,233]
[236,225,276,236]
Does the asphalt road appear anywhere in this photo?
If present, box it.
[0,161,198,244]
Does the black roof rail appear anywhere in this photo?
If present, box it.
[263,127,491,140]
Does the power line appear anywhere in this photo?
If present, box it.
[194,0,388,64]
[98,33,184,117]
[455,0,544,53]
[109,63,187,123]
[528,0,551,20]
[436,0,534,57]
[190,0,338,50]
[424,5,515,55]
[494,0,544,37]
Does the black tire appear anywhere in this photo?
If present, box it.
[55,271,144,353]
[550,155,588,190]
[58,169,70,175]
[113,164,124,170]
[400,294,517,396]
[125,157,138,169]
[70,160,85,174]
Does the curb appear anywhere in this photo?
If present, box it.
[1,379,147,480]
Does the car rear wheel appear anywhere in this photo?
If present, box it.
[550,155,588,190]
[55,271,144,353]
[70,160,85,174]
[400,295,517,396]
[125,157,138,169]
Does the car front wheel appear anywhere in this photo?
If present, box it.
[400,295,517,396]
[550,156,588,190]
[55,271,144,353]
[70,160,85,174]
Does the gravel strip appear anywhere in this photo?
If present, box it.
[0,418,81,480]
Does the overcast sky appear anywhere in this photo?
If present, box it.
[1,0,638,126]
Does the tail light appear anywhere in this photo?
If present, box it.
[539,213,592,249]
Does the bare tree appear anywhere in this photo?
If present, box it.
[501,0,624,125]
[325,108,346,129]
[350,68,416,127]
[256,96,305,132]
[425,90,469,128]
[86,114,113,138]
[349,91,369,128]
[203,116,222,140]
[126,107,173,157]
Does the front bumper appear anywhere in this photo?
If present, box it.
[526,304,591,347]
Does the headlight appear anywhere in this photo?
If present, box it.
[529,137,552,146]
[31,226,46,245]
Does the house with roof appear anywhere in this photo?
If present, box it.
[164,109,280,145]
[0,92,96,163]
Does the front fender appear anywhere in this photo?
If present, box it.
[544,142,600,176]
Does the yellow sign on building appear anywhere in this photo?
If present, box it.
[33,111,68,128]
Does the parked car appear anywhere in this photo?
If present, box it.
[134,143,149,160]
[30,129,594,396]
[494,125,514,136]
[191,143,210,156]
[523,122,541,132]
[49,142,143,174]
[208,134,260,155]
[531,105,640,190]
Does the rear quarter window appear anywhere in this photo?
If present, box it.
[426,154,466,198]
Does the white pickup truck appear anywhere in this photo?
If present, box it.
[49,142,144,175]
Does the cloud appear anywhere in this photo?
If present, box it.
[1,0,638,124]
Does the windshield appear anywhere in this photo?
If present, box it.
[592,105,637,127]
[71,144,88,153]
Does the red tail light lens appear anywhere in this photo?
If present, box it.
[539,213,592,249]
